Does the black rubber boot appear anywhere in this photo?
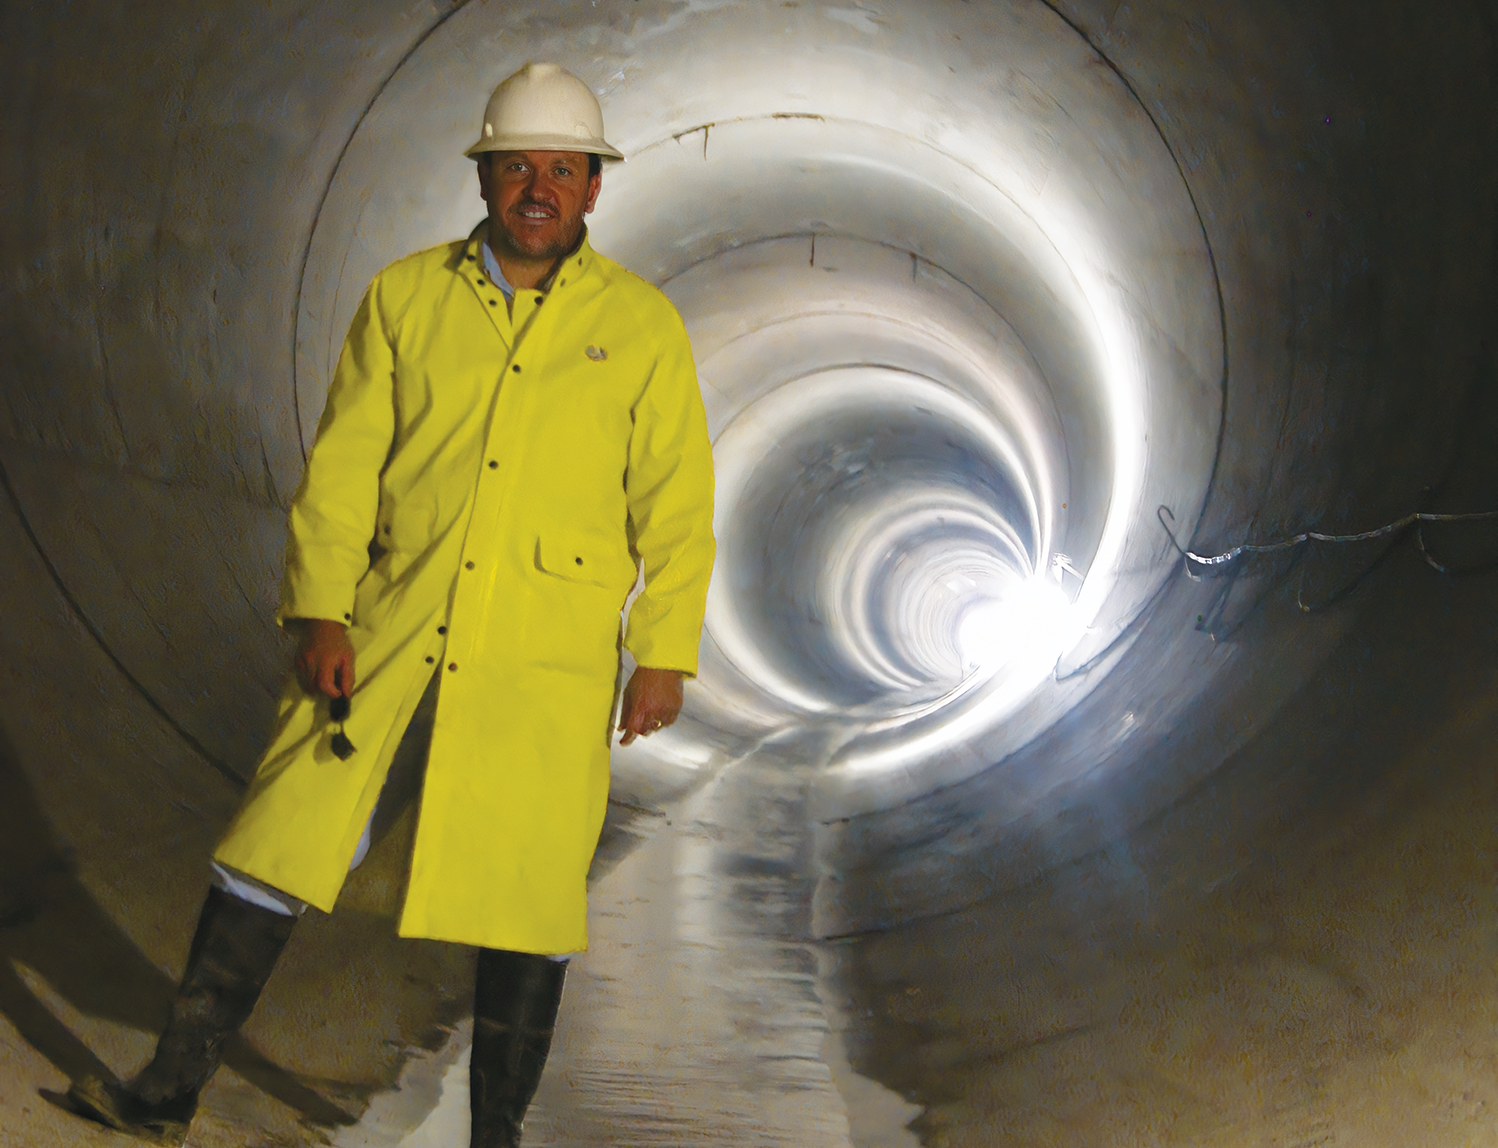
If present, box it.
[470,949,568,1148]
[66,885,297,1146]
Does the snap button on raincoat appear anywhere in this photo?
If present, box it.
[214,225,716,954]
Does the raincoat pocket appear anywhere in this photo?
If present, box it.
[535,531,636,594]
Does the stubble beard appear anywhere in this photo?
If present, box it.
[491,207,586,263]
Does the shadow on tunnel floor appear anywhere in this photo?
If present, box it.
[0,723,357,1131]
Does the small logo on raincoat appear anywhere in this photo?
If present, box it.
[585,345,608,361]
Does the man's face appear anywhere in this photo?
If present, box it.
[478,150,602,262]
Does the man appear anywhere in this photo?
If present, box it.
[66,62,716,1148]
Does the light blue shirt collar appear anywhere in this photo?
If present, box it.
[481,242,516,301]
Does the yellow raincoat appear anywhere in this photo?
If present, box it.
[215,224,715,954]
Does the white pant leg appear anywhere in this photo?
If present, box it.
[211,862,306,917]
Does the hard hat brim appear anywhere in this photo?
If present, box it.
[464,133,625,161]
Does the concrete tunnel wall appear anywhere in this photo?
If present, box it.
[1,1,1496,1145]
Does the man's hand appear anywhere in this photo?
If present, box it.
[617,666,685,745]
[292,619,356,699]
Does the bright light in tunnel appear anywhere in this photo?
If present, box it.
[956,576,1075,675]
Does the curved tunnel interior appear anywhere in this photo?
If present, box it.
[298,2,1225,807]
[2,1,1497,1145]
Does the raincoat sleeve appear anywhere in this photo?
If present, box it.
[277,279,397,627]
[621,307,716,676]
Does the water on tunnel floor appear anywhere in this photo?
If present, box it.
[2,0,1497,1145]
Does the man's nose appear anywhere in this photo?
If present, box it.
[521,172,556,200]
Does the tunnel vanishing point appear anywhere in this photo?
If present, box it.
[3,1,1498,1145]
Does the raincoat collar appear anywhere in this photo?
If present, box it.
[460,220,597,296]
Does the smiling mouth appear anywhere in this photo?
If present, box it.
[515,204,556,221]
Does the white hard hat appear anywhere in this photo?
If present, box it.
[464,62,624,161]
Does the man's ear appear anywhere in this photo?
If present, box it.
[585,170,603,215]
[476,154,491,202]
